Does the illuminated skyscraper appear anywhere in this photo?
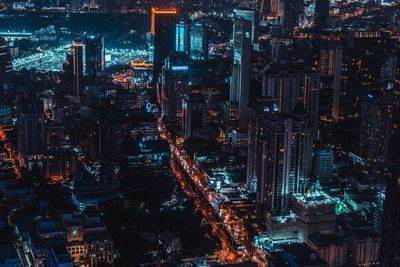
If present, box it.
[71,40,84,96]
[263,63,320,134]
[182,94,207,140]
[85,35,105,85]
[333,31,392,120]
[380,50,400,267]
[230,18,252,130]
[234,9,256,44]
[190,20,208,61]
[0,37,12,95]
[17,105,45,167]
[175,20,190,53]
[159,53,190,119]
[151,7,177,83]
[247,99,278,192]
[255,113,312,215]
[359,90,394,166]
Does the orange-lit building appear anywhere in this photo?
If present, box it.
[151,7,177,82]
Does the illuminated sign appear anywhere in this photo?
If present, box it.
[171,66,189,71]
[146,103,152,112]
[175,24,186,52]
[105,54,111,62]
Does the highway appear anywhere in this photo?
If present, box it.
[160,120,267,266]
[0,125,21,179]
[170,158,239,263]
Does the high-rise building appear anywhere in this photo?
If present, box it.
[263,63,320,133]
[85,35,105,85]
[159,53,190,119]
[314,147,334,181]
[17,105,45,168]
[71,40,84,96]
[247,98,279,192]
[190,20,208,61]
[0,37,12,95]
[359,90,394,166]
[230,18,252,130]
[57,53,74,107]
[373,189,385,233]
[182,94,207,140]
[333,31,393,120]
[255,113,313,216]
[151,7,177,83]
[234,9,256,44]
[175,20,190,53]
[380,50,400,266]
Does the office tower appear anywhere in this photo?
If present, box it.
[319,41,342,119]
[159,53,190,119]
[359,90,394,166]
[0,37,12,95]
[182,94,207,140]
[230,18,252,130]
[263,63,320,132]
[314,147,334,181]
[57,53,74,107]
[372,189,385,232]
[381,51,398,89]
[151,7,177,83]
[333,31,392,120]
[380,52,400,266]
[17,105,45,167]
[234,9,256,44]
[175,20,190,53]
[71,40,84,96]
[255,113,312,215]
[247,99,278,192]
[314,0,329,30]
[85,35,105,85]
[190,20,208,61]
[283,0,304,37]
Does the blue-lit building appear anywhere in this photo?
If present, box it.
[230,18,252,130]
[373,189,385,232]
[175,20,190,53]
[159,53,190,120]
[234,9,256,44]
[85,35,105,85]
[125,140,170,170]
[0,37,12,95]
[190,20,208,61]
[314,147,335,181]
[253,113,313,216]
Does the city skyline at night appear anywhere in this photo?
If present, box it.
[0,0,399,266]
